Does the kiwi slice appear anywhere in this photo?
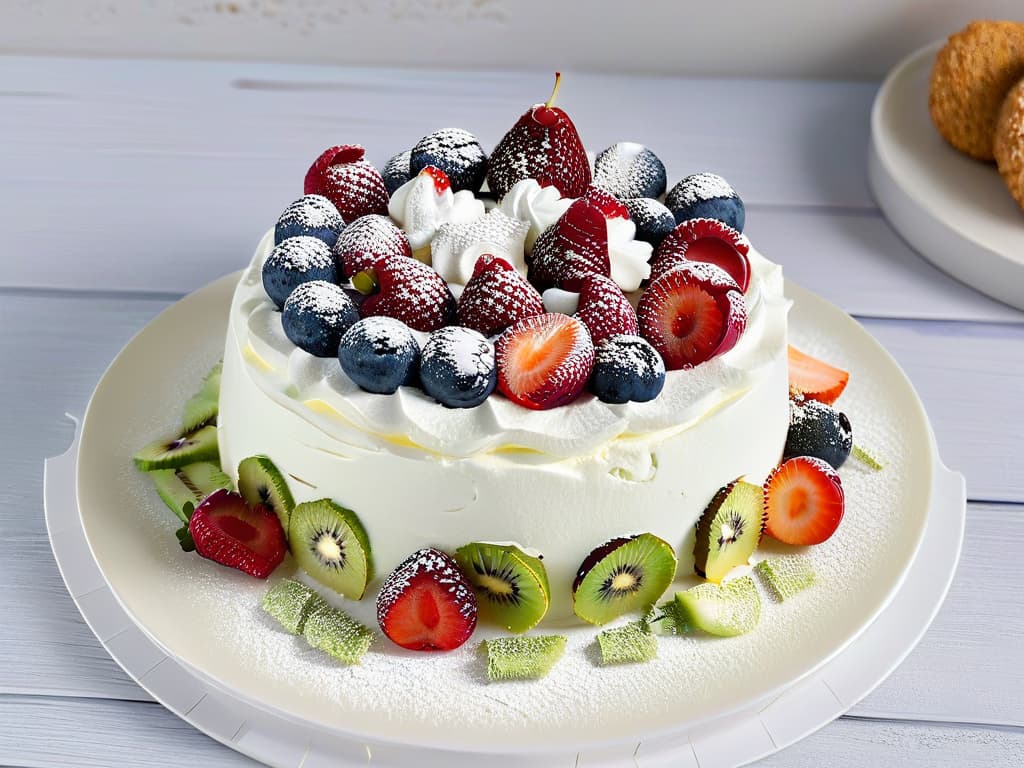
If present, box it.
[288,499,372,599]
[673,576,761,637]
[454,543,550,633]
[302,602,374,665]
[182,361,223,431]
[694,480,765,583]
[597,620,658,665]
[572,533,678,626]
[134,425,219,472]
[237,455,295,534]
[150,461,233,524]
[754,555,816,601]
[481,635,567,681]
[262,578,326,635]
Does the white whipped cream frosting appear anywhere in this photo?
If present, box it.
[430,209,530,286]
[387,171,484,254]
[497,179,573,254]
[606,217,652,292]
[232,230,789,462]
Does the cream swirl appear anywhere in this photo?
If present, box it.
[496,179,572,254]
[606,217,652,292]
[430,209,529,286]
[387,170,484,256]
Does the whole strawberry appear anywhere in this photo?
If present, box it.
[528,198,610,291]
[333,214,412,279]
[457,255,544,337]
[486,73,592,199]
[355,256,456,333]
[304,144,389,221]
[575,273,639,344]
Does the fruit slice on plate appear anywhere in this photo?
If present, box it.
[189,489,286,579]
[377,547,478,651]
[596,620,658,666]
[182,361,222,432]
[754,555,816,602]
[764,456,845,546]
[572,533,678,625]
[303,602,375,665]
[237,455,296,536]
[262,578,326,635]
[289,499,372,600]
[482,635,567,681]
[134,425,219,471]
[787,345,849,405]
[150,461,233,524]
[673,575,761,637]
[454,542,550,634]
[693,480,765,583]
[496,313,595,410]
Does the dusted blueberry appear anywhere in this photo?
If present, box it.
[593,142,667,200]
[338,316,420,395]
[381,150,412,197]
[589,335,666,404]
[262,236,337,309]
[783,397,853,469]
[274,194,345,247]
[624,198,676,248]
[282,280,360,357]
[419,326,497,408]
[665,172,746,232]
[409,128,488,193]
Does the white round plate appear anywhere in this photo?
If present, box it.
[72,272,940,756]
[869,41,1024,311]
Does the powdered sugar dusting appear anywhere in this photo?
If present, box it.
[667,172,738,209]
[283,280,353,318]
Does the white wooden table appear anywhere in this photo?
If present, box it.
[3,57,1024,766]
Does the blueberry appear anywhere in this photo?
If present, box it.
[419,326,497,408]
[381,150,412,196]
[274,194,346,247]
[589,335,666,404]
[624,198,676,248]
[409,128,488,193]
[338,317,420,395]
[665,172,745,232]
[262,236,337,309]
[282,281,359,357]
[783,398,853,469]
[593,142,667,200]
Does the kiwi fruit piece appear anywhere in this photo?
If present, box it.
[150,461,233,525]
[453,543,550,633]
[597,620,658,665]
[134,425,219,472]
[572,533,678,626]
[481,635,567,681]
[302,602,374,665]
[694,480,765,583]
[289,499,372,599]
[262,578,326,635]
[237,455,295,535]
[755,555,816,601]
[673,575,761,637]
[182,361,223,431]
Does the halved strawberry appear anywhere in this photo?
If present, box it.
[637,262,747,370]
[581,184,630,220]
[575,273,638,344]
[304,144,389,222]
[651,218,751,291]
[764,456,845,546]
[356,256,456,332]
[457,255,545,337]
[333,214,412,279]
[788,345,850,405]
[528,198,610,291]
[188,489,286,579]
[496,313,595,410]
[377,547,477,651]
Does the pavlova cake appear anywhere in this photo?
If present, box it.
[134,74,857,674]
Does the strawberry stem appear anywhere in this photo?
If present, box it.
[352,269,379,295]
[545,71,562,109]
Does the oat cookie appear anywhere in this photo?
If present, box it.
[995,77,1024,212]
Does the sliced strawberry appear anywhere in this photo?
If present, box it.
[333,214,412,278]
[496,313,595,410]
[304,144,389,222]
[457,255,545,337]
[581,184,630,220]
[528,198,610,291]
[764,456,845,546]
[377,547,477,651]
[637,262,747,370]
[651,218,751,291]
[788,345,850,405]
[419,165,452,193]
[188,489,286,579]
[356,256,456,332]
[575,273,639,344]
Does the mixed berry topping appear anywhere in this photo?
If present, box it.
[410,128,488,194]
[282,280,360,357]
[333,214,412,279]
[338,316,421,395]
[456,255,545,337]
[528,198,610,291]
[665,172,746,232]
[381,149,413,196]
[593,142,667,200]
[304,144,390,222]
[274,194,346,248]
[652,217,751,291]
[356,256,456,333]
[589,335,666,404]
[496,313,595,410]
[574,273,639,344]
[624,197,676,248]
[419,326,498,409]
[262,236,337,309]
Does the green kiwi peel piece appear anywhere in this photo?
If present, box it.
[289,499,372,600]
[454,543,550,633]
[754,555,816,601]
[238,455,295,535]
[693,480,765,583]
[572,533,678,626]
[482,635,567,681]
[134,425,220,472]
[262,578,326,635]
[597,620,658,665]
[182,361,222,431]
[150,461,233,525]
[302,603,374,665]
[673,575,761,637]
